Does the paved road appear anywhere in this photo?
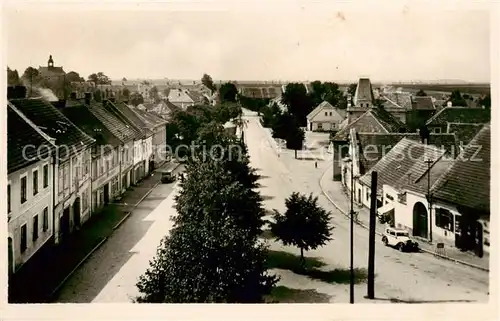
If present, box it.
[243,110,489,303]
[54,176,181,303]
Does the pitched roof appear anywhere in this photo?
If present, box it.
[88,102,142,142]
[167,88,195,104]
[382,92,413,110]
[332,109,390,141]
[132,108,167,129]
[239,86,282,99]
[9,98,95,160]
[354,78,374,105]
[411,96,435,110]
[359,138,447,194]
[357,132,457,173]
[109,101,154,137]
[425,107,491,126]
[446,122,484,146]
[370,108,406,133]
[38,66,65,76]
[307,101,335,120]
[59,103,122,155]
[7,105,56,174]
[431,124,490,212]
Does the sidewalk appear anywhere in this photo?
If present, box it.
[319,165,489,272]
[8,161,180,303]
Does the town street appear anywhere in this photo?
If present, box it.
[242,110,489,303]
[54,179,181,303]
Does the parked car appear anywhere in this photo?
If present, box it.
[160,169,176,184]
[381,227,419,252]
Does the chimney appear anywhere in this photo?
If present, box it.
[419,126,430,144]
[7,86,27,99]
[84,92,92,105]
[446,101,452,107]
[53,99,66,109]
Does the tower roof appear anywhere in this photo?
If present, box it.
[353,78,374,106]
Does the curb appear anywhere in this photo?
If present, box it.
[50,165,177,301]
[318,165,489,272]
[50,236,108,300]
[256,117,281,156]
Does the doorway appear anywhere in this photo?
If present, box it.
[73,198,81,228]
[412,202,428,238]
[104,184,110,204]
[61,207,70,239]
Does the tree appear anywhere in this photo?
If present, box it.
[66,71,84,83]
[201,73,216,93]
[150,86,160,103]
[88,72,111,85]
[281,83,313,126]
[271,192,333,268]
[136,160,277,303]
[94,89,102,102]
[271,112,292,140]
[416,89,427,97]
[122,88,130,98]
[309,81,342,107]
[478,94,491,109]
[129,92,144,106]
[122,77,127,82]
[21,66,40,85]
[449,89,467,107]
[219,82,238,103]
[347,83,357,97]
[285,122,305,159]
[7,67,21,86]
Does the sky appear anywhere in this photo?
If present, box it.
[4,1,493,83]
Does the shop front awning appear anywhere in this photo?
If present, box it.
[377,202,395,216]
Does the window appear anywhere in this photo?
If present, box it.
[59,169,64,194]
[43,164,49,188]
[20,224,27,253]
[434,127,442,134]
[366,190,370,202]
[33,170,39,196]
[43,207,49,232]
[317,123,323,130]
[92,160,98,179]
[7,184,11,213]
[99,158,104,176]
[64,165,69,190]
[33,215,39,242]
[325,111,328,116]
[329,112,333,116]
[385,194,394,201]
[84,158,90,176]
[21,176,27,204]
[435,208,454,232]
[82,190,89,212]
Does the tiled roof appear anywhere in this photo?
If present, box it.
[167,88,195,104]
[9,98,95,160]
[382,92,413,110]
[59,103,122,155]
[186,90,205,104]
[411,96,435,110]
[354,78,374,105]
[7,105,56,174]
[357,132,457,173]
[132,108,167,129]
[359,138,447,194]
[239,86,282,99]
[332,109,390,141]
[88,102,142,142]
[38,66,65,76]
[446,122,484,146]
[425,107,490,126]
[370,107,406,133]
[111,101,154,137]
[431,124,490,212]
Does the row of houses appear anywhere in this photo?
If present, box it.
[333,78,491,257]
[7,86,168,275]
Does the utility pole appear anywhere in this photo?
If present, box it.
[349,158,355,304]
[367,171,378,299]
[425,159,433,242]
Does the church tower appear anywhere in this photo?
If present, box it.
[48,55,54,68]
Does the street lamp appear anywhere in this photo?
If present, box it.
[425,159,433,243]
[345,157,355,304]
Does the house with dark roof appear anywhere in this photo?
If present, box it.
[330,106,406,180]
[9,96,95,246]
[7,104,57,274]
[425,106,490,135]
[59,102,125,213]
[306,101,346,132]
[105,100,154,183]
[130,107,169,168]
[363,125,490,256]
[38,55,66,82]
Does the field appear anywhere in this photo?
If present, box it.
[389,84,490,96]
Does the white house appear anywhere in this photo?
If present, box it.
[306,101,346,132]
[9,98,95,245]
[7,104,56,274]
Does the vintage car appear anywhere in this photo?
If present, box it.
[381,227,419,252]
[160,169,176,184]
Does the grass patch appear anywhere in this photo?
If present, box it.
[266,250,368,284]
[265,286,331,303]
